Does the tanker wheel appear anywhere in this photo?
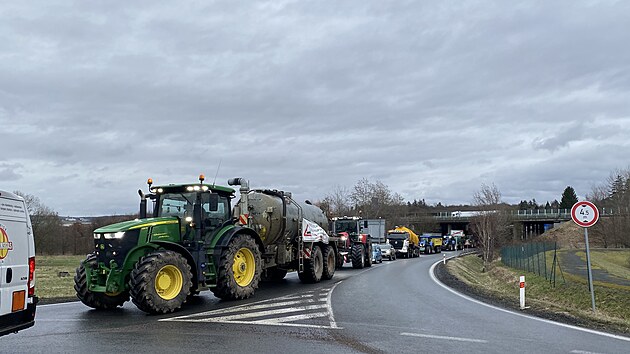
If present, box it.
[74,253,129,310]
[322,246,336,280]
[351,244,364,269]
[335,252,345,269]
[213,234,262,300]
[365,245,373,267]
[129,250,192,314]
[261,267,288,282]
[298,245,324,284]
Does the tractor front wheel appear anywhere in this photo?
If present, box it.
[213,234,262,300]
[129,250,192,314]
[74,254,129,310]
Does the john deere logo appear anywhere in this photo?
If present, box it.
[0,225,13,259]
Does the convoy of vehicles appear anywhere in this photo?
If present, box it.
[0,191,37,337]
[74,176,339,314]
[332,216,373,269]
[387,226,420,258]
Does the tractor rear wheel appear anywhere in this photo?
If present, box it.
[299,245,323,283]
[129,250,192,314]
[213,234,262,300]
[74,254,129,310]
[351,244,365,269]
[322,246,336,280]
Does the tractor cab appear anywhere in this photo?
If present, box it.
[143,175,236,241]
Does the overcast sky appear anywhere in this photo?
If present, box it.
[2,1,629,216]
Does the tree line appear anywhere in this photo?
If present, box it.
[15,167,630,256]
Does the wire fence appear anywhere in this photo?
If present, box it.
[500,242,565,287]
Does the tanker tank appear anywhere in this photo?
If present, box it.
[228,178,329,247]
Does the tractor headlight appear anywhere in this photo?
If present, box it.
[93,233,101,239]
[103,232,126,239]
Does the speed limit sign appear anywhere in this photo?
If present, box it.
[571,201,599,227]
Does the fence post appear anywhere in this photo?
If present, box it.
[543,243,547,280]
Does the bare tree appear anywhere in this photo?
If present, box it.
[14,191,63,255]
[323,185,352,216]
[350,178,402,219]
[469,183,511,271]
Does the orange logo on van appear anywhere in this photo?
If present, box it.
[0,226,13,259]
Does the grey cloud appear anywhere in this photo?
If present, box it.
[1,1,630,215]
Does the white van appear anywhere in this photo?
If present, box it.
[0,190,37,336]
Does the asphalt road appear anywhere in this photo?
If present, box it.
[3,253,630,353]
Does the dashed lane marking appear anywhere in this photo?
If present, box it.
[401,332,488,343]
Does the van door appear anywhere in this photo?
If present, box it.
[0,195,30,317]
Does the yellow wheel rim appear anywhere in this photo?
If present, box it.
[233,247,255,287]
[155,265,183,300]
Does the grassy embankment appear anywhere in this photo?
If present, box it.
[446,250,630,334]
[36,255,85,300]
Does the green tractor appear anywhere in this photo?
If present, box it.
[74,175,335,314]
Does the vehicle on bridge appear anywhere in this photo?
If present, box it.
[74,176,339,314]
[332,216,373,269]
[387,226,419,258]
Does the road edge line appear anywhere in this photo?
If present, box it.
[429,258,630,343]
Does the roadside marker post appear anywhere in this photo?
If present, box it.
[443,253,446,264]
[571,201,600,312]
[519,276,526,310]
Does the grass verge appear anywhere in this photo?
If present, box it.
[445,254,630,335]
[36,255,85,302]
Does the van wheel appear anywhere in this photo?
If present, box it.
[74,254,129,310]
[129,250,192,314]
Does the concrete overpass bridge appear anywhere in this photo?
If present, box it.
[406,208,615,240]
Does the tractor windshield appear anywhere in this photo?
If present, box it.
[156,192,196,219]
[334,220,358,234]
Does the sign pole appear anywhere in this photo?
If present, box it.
[584,227,596,312]
[571,201,599,313]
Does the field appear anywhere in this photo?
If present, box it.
[446,251,630,335]
[36,255,85,301]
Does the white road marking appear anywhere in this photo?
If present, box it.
[570,350,607,354]
[161,285,342,329]
[401,332,488,343]
[184,304,328,323]
[429,259,630,343]
[252,311,330,324]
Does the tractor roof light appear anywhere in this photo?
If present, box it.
[199,174,205,183]
[147,178,153,188]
